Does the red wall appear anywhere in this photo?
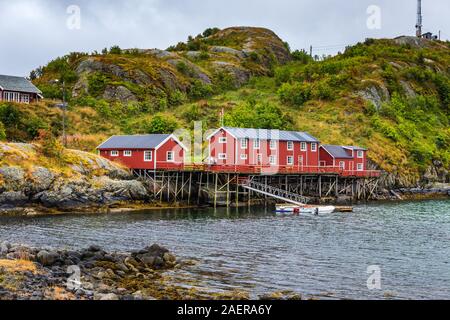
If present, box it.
[209,130,320,169]
[99,138,185,170]
[319,147,367,173]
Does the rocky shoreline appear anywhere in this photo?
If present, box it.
[0,243,305,301]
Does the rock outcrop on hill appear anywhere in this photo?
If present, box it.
[0,143,149,212]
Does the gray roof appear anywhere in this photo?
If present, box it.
[343,146,368,151]
[222,127,319,143]
[321,145,353,159]
[0,75,42,94]
[97,134,172,149]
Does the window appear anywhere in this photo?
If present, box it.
[20,94,30,104]
[357,163,364,171]
[287,156,294,166]
[110,151,119,157]
[339,161,345,170]
[287,141,294,151]
[270,140,277,150]
[311,143,317,152]
[257,154,262,164]
[357,150,364,159]
[240,139,248,149]
[144,151,153,162]
[167,151,175,162]
[254,139,260,150]
[124,150,132,157]
[218,153,227,160]
[269,155,277,165]
[240,154,248,160]
[301,142,307,151]
[219,137,227,144]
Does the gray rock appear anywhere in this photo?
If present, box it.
[103,85,137,102]
[0,241,11,255]
[37,250,59,267]
[97,293,120,301]
[0,191,28,205]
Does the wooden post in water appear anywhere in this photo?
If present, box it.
[214,173,218,208]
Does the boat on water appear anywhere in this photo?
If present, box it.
[276,204,336,216]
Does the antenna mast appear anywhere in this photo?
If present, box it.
[416,0,423,37]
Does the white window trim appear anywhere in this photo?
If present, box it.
[110,151,119,157]
[144,151,153,162]
[339,161,346,170]
[219,137,227,144]
[240,154,248,160]
[357,151,364,159]
[357,163,364,171]
[270,140,277,150]
[269,155,277,165]
[254,139,261,150]
[287,141,294,151]
[167,151,175,162]
[311,143,318,152]
[287,156,294,166]
[257,154,262,164]
[123,150,132,157]
[218,153,227,160]
[300,142,307,152]
[240,138,248,149]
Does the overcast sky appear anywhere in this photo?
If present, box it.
[1,0,448,76]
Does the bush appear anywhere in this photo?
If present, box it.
[0,121,5,141]
[88,73,109,97]
[146,114,179,134]
[37,130,65,160]
[224,101,293,130]
[189,80,214,99]
[109,45,122,54]
[291,50,313,64]
[278,82,312,106]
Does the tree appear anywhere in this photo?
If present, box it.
[109,45,122,54]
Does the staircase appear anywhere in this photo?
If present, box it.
[239,178,310,206]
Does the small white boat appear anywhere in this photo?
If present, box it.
[276,204,335,216]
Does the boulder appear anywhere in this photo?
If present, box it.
[37,250,59,267]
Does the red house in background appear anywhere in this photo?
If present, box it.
[319,145,368,175]
[0,74,43,104]
[97,134,186,170]
[207,127,321,173]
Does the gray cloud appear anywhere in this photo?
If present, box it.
[1,0,448,76]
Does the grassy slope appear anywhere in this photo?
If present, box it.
[0,35,449,186]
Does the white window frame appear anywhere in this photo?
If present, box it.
[240,154,248,160]
[218,153,227,160]
[287,156,294,166]
[20,94,30,104]
[269,155,277,165]
[219,137,227,144]
[311,143,318,152]
[110,150,119,157]
[123,150,132,157]
[257,154,262,164]
[253,139,261,150]
[357,150,364,159]
[357,163,364,171]
[287,141,294,151]
[339,161,346,170]
[301,142,307,152]
[167,151,175,162]
[240,138,248,149]
[144,151,153,162]
[270,140,277,150]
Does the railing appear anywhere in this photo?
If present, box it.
[150,163,382,178]
[241,180,310,204]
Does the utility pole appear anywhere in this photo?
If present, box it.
[309,45,313,57]
[416,0,423,37]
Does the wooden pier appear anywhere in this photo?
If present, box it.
[132,169,381,207]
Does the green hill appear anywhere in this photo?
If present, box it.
[0,27,449,187]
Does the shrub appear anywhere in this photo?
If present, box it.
[37,130,65,160]
[0,121,5,141]
[224,101,293,130]
[146,114,179,134]
[88,73,108,97]
[109,45,122,54]
[291,50,313,64]
[189,80,214,99]
[278,82,312,106]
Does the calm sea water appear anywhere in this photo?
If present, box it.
[0,200,449,300]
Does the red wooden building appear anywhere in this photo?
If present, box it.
[207,127,321,173]
[97,134,186,170]
[319,145,368,176]
[0,74,43,104]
